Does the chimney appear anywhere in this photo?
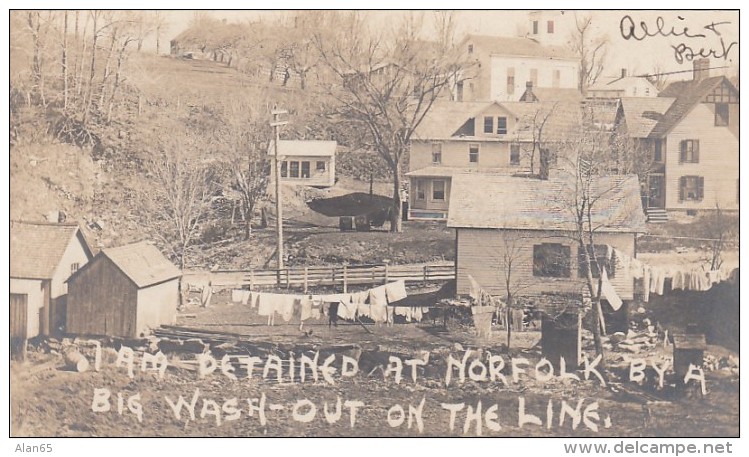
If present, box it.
[522,80,536,103]
[693,58,710,81]
[621,68,627,78]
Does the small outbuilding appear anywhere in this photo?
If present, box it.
[66,241,181,338]
[268,140,337,187]
[10,221,94,338]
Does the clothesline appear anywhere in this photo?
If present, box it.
[229,280,428,325]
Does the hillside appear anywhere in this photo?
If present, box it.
[10,54,442,268]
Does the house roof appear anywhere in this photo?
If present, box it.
[619,97,675,138]
[10,221,92,280]
[99,242,181,288]
[503,101,583,142]
[589,75,658,94]
[267,140,337,157]
[413,100,494,139]
[406,166,519,178]
[649,76,734,138]
[520,87,583,103]
[464,34,577,60]
[447,173,646,233]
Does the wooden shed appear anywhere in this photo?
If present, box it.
[10,221,94,338]
[66,241,181,338]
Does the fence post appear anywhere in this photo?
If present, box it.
[423,265,428,287]
[383,260,390,285]
[285,268,290,289]
[304,267,309,294]
[343,264,348,293]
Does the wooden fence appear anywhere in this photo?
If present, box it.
[182,262,456,292]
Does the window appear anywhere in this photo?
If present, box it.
[533,243,571,278]
[532,20,539,34]
[289,161,300,178]
[416,180,425,200]
[71,263,80,275]
[715,103,729,126]
[456,81,464,102]
[679,140,700,163]
[654,140,663,162]
[679,176,704,201]
[578,244,613,279]
[431,143,442,164]
[633,87,638,96]
[507,68,515,95]
[469,144,479,163]
[281,161,288,177]
[416,179,427,200]
[530,68,538,87]
[497,117,507,135]
[468,44,474,54]
[510,144,521,165]
[316,161,326,172]
[483,116,494,134]
[301,161,310,178]
[547,20,554,33]
[645,87,651,96]
[432,180,445,201]
[552,70,560,88]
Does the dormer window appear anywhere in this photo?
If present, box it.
[497,117,507,135]
[532,21,539,35]
[483,116,494,134]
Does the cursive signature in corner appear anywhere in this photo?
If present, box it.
[619,15,738,64]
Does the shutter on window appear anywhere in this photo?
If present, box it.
[697,177,705,200]
[694,140,700,163]
[679,176,686,201]
[679,141,686,163]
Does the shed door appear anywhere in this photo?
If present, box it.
[10,293,28,339]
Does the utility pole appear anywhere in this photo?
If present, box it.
[270,108,288,281]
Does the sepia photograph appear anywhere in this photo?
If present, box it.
[6,6,741,445]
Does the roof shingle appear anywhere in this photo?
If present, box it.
[10,221,89,279]
[267,140,337,157]
[101,242,181,288]
[447,173,646,233]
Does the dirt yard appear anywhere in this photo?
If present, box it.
[10,289,739,438]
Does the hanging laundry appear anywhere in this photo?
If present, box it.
[299,296,314,321]
[467,275,483,302]
[242,290,252,306]
[231,289,243,303]
[642,267,650,303]
[630,258,644,279]
[280,295,296,322]
[671,270,684,290]
[256,293,275,317]
[599,268,623,311]
[385,280,408,303]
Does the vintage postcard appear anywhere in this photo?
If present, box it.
[7,8,740,447]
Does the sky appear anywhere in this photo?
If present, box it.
[149,9,739,81]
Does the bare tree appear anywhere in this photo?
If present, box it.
[139,136,217,269]
[569,14,608,95]
[314,12,471,232]
[646,62,671,92]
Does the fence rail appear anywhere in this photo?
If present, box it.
[183,262,456,292]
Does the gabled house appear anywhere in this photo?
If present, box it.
[616,59,739,217]
[588,69,659,100]
[10,221,94,337]
[406,98,580,220]
[66,241,182,338]
[268,140,337,187]
[447,173,646,299]
[460,33,578,102]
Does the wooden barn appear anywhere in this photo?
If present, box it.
[10,221,94,338]
[66,241,181,338]
[447,173,647,300]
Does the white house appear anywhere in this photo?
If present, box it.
[268,140,337,187]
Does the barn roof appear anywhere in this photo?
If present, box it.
[10,221,92,280]
[649,76,734,138]
[619,97,675,138]
[267,140,337,157]
[447,173,646,233]
[100,242,181,288]
[463,34,577,60]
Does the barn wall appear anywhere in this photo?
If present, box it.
[50,232,92,298]
[10,278,44,338]
[67,257,138,337]
[136,279,179,337]
[455,228,636,300]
